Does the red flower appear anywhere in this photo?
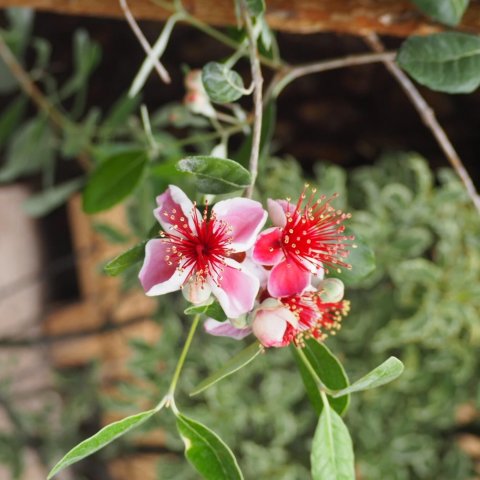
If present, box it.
[252,187,354,297]
[252,284,350,348]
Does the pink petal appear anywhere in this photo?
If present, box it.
[209,260,259,318]
[212,198,267,251]
[154,185,198,232]
[268,258,311,297]
[252,301,297,348]
[267,199,296,227]
[242,255,269,289]
[252,227,284,266]
[204,318,252,340]
[139,239,188,295]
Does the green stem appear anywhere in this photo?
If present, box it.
[295,346,334,395]
[167,314,201,397]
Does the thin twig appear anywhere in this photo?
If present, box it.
[241,2,264,199]
[0,34,66,130]
[0,34,92,171]
[119,0,171,84]
[268,51,396,99]
[364,33,480,214]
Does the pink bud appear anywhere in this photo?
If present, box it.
[251,298,298,348]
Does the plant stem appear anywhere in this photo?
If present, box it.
[269,51,396,99]
[167,314,201,397]
[151,0,282,69]
[242,1,264,199]
[0,33,92,171]
[119,0,171,83]
[295,346,333,394]
[364,33,480,215]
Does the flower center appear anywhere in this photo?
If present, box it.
[281,187,354,274]
[160,204,233,285]
[281,292,350,347]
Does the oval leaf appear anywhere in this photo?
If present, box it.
[176,156,251,194]
[24,178,85,217]
[331,357,404,398]
[202,62,245,104]
[48,409,156,479]
[104,241,147,276]
[311,402,355,480]
[397,32,480,94]
[176,413,244,480]
[302,340,350,415]
[410,0,469,26]
[331,228,375,286]
[83,149,148,213]
[191,342,261,396]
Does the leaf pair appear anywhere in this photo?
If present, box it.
[48,403,244,480]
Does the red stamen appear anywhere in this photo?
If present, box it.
[161,203,233,286]
[281,186,354,275]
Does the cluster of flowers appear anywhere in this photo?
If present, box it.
[139,185,353,348]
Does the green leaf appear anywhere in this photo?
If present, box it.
[410,0,469,26]
[0,96,27,149]
[190,342,261,396]
[83,149,148,213]
[61,108,100,158]
[292,347,323,416]
[301,340,350,415]
[331,357,404,398]
[0,118,55,182]
[397,32,480,94]
[23,178,85,217]
[184,300,227,322]
[93,222,131,244]
[176,156,251,194]
[103,241,147,276]
[47,409,156,479]
[330,228,375,287]
[311,402,355,480]
[202,62,245,104]
[176,413,244,480]
[99,94,141,140]
[234,101,276,168]
[245,0,266,16]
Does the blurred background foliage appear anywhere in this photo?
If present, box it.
[1,5,480,480]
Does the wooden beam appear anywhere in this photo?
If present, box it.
[2,0,480,37]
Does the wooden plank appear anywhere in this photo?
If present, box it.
[2,0,480,36]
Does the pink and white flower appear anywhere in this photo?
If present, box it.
[251,280,350,348]
[252,187,354,298]
[139,185,267,318]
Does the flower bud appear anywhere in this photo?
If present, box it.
[317,278,345,303]
[251,298,298,348]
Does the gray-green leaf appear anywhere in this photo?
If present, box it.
[47,409,156,479]
[176,156,251,194]
[83,149,148,213]
[176,413,244,480]
[330,228,375,287]
[202,62,245,104]
[331,357,404,398]
[410,0,469,26]
[190,342,261,396]
[23,178,85,217]
[311,402,355,480]
[397,32,480,93]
